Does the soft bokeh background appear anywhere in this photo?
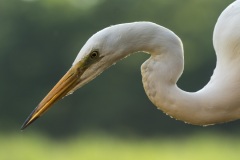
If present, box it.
[1,0,240,159]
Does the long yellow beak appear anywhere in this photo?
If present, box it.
[21,62,86,130]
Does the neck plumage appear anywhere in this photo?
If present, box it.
[117,22,240,125]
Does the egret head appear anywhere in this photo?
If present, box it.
[69,26,125,92]
[21,24,128,129]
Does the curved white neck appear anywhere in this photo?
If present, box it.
[115,21,240,125]
[141,54,240,125]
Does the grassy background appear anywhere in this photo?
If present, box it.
[1,132,239,160]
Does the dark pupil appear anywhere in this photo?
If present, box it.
[91,52,98,58]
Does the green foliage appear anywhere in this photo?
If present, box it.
[0,0,238,136]
[1,133,240,160]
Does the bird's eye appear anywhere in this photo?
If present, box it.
[90,51,99,59]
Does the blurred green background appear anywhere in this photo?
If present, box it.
[1,0,240,159]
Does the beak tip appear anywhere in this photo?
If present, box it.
[20,110,40,130]
[20,117,32,131]
[20,117,37,131]
[20,119,30,130]
[20,123,28,131]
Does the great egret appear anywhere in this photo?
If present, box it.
[21,1,240,130]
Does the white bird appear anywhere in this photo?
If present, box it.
[21,0,240,130]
